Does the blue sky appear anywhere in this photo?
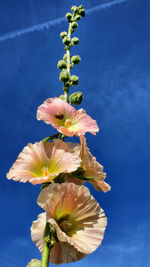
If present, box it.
[0,0,150,266]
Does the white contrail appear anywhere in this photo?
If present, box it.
[86,0,126,14]
[0,0,126,43]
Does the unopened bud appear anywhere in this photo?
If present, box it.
[70,92,83,105]
[59,95,65,101]
[70,27,75,34]
[79,8,85,17]
[71,22,78,29]
[59,70,70,83]
[72,37,79,46]
[63,36,71,45]
[70,75,79,85]
[60,31,67,39]
[74,15,81,21]
[71,6,78,13]
[26,259,41,267]
[71,55,81,65]
[66,12,72,22]
[78,5,84,9]
[63,54,67,61]
[57,60,67,69]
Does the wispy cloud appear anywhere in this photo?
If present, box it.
[0,0,127,43]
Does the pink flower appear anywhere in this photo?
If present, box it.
[6,140,81,185]
[37,98,99,137]
[67,136,111,192]
[31,183,107,264]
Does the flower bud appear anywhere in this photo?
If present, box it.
[65,45,70,51]
[79,8,85,17]
[78,5,84,10]
[63,54,67,61]
[66,12,72,22]
[70,75,79,85]
[59,70,70,83]
[59,95,65,101]
[70,92,83,105]
[63,36,71,45]
[70,27,75,34]
[72,37,79,46]
[71,55,81,65]
[74,15,81,21]
[71,6,78,13]
[57,60,67,70]
[60,31,67,39]
[26,259,41,267]
[71,22,78,29]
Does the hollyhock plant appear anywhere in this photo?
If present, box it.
[6,4,110,266]
[37,98,99,137]
[31,183,107,264]
[7,140,81,185]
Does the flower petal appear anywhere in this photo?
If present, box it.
[37,98,99,136]
[79,136,111,192]
[7,140,81,184]
[37,183,107,254]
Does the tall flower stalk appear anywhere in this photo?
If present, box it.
[7,4,110,267]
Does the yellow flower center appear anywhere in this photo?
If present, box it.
[43,167,49,176]
[57,214,76,236]
[64,119,72,127]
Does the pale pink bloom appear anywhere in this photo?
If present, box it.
[37,98,99,137]
[31,183,107,264]
[7,140,81,185]
[67,136,111,192]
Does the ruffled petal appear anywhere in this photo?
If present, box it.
[37,183,107,254]
[7,140,81,185]
[37,98,99,137]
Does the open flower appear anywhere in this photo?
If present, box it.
[31,183,107,264]
[7,140,81,185]
[67,136,111,192]
[37,98,99,137]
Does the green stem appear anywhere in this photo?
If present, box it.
[41,238,51,267]
[41,223,55,267]
[64,23,72,103]
[41,133,60,142]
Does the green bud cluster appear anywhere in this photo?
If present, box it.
[58,4,85,104]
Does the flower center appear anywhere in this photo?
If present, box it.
[43,167,49,176]
[64,119,72,127]
[55,113,64,120]
[57,215,75,236]
[59,220,72,231]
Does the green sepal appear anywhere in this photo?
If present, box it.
[26,259,41,267]
[57,60,67,70]
[74,15,81,21]
[71,21,78,29]
[71,55,81,64]
[70,75,79,85]
[60,31,67,39]
[72,37,79,46]
[71,6,78,13]
[79,8,85,17]
[59,94,66,101]
[66,12,72,22]
[63,36,71,45]
[70,92,83,105]
[59,70,70,82]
